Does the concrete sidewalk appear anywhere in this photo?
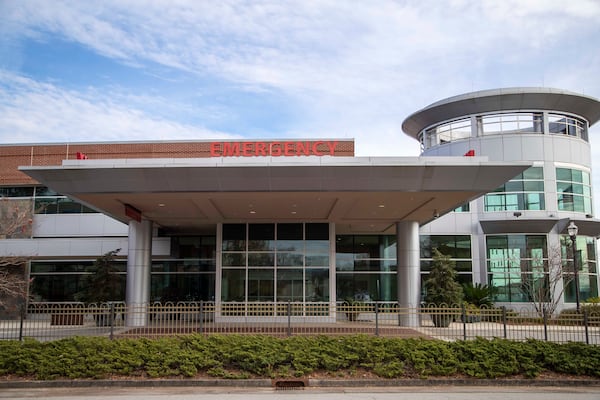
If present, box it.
[2,386,600,400]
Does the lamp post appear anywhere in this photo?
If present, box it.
[567,221,581,313]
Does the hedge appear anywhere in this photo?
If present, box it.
[0,335,599,380]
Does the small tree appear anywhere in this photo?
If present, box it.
[424,249,463,327]
[75,249,124,304]
[521,242,573,318]
[0,198,34,240]
[424,249,464,306]
[0,258,30,308]
[0,198,35,315]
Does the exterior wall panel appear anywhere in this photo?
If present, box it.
[33,214,128,237]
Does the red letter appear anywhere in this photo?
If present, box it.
[326,141,338,156]
[210,142,221,157]
[270,142,282,156]
[284,142,294,156]
[312,141,324,156]
[243,142,254,157]
[223,142,240,157]
[255,141,267,156]
[296,142,310,156]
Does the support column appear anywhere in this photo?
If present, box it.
[126,219,153,326]
[396,221,420,327]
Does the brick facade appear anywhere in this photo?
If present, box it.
[1,140,355,185]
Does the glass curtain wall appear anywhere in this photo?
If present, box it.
[151,236,216,303]
[30,261,126,302]
[562,236,599,303]
[30,235,217,303]
[486,235,547,302]
[420,235,472,288]
[335,235,397,302]
[335,234,472,303]
[220,223,330,308]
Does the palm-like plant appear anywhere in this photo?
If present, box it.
[462,282,496,308]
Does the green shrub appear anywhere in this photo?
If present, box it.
[0,335,598,380]
[584,296,600,304]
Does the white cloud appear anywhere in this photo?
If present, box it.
[1,0,600,158]
[4,0,597,98]
[0,72,238,143]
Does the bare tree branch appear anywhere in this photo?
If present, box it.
[521,242,573,317]
[0,198,35,308]
[0,198,33,238]
[0,263,29,307]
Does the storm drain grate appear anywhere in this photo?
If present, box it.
[273,379,307,390]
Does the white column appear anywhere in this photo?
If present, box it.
[215,223,223,320]
[396,221,420,326]
[329,222,337,322]
[126,219,153,326]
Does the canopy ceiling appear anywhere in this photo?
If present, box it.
[21,156,530,234]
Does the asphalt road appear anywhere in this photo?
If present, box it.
[2,387,600,400]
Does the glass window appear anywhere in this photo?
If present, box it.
[0,186,35,197]
[420,235,471,258]
[248,224,274,251]
[485,167,545,211]
[549,113,588,141]
[306,223,329,240]
[29,275,90,302]
[277,252,304,267]
[336,235,397,271]
[481,113,543,136]
[248,269,274,301]
[422,117,471,149]
[57,198,83,213]
[562,236,599,303]
[336,272,397,302]
[420,235,472,292]
[556,167,593,214]
[221,269,246,302]
[277,269,303,302]
[221,223,331,309]
[277,223,304,252]
[222,224,245,251]
[486,235,547,302]
[34,186,58,196]
[152,273,215,302]
[222,253,246,267]
[306,268,329,302]
[29,261,126,302]
[248,253,274,267]
[453,203,470,212]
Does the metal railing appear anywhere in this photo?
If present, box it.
[1,301,598,344]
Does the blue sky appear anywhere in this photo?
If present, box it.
[1,0,600,197]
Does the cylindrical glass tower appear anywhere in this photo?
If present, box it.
[403,88,600,312]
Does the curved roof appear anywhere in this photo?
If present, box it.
[402,87,600,139]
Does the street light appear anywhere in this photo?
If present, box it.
[567,221,581,313]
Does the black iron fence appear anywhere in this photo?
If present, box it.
[1,301,598,344]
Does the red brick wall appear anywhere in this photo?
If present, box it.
[1,140,355,185]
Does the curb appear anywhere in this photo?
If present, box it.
[1,378,599,389]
